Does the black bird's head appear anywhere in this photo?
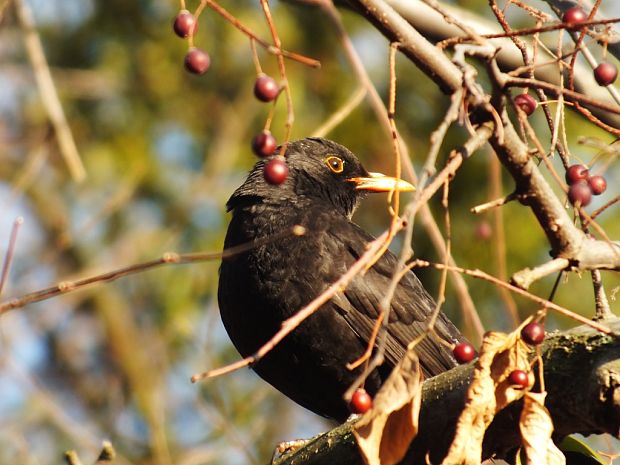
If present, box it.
[227,137,414,217]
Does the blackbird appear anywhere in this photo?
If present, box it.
[218,138,466,421]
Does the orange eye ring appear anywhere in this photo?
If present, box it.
[324,156,344,173]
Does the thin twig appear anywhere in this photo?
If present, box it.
[199,0,320,68]
[504,76,620,117]
[191,229,396,382]
[586,194,620,225]
[346,43,406,384]
[414,260,615,335]
[346,311,384,370]
[311,86,366,138]
[470,191,518,214]
[427,179,452,331]
[317,0,416,180]
[0,225,306,314]
[348,128,493,390]
[14,0,86,181]
[64,451,84,465]
[591,269,613,320]
[511,258,570,290]
[316,0,484,340]
[0,217,23,297]
[438,17,620,47]
[94,441,116,465]
[489,153,519,326]
[259,0,294,147]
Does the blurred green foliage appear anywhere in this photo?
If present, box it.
[0,1,618,464]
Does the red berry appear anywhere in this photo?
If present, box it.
[514,94,537,116]
[263,157,288,185]
[521,322,545,345]
[252,130,277,157]
[562,6,588,26]
[508,370,529,388]
[475,221,492,241]
[254,75,279,102]
[453,342,475,364]
[350,388,373,414]
[594,63,618,86]
[173,10,197,38]
[568,182,592,207]
[565,164,589,184]
[184,48,210,75]
[588,175,607,195]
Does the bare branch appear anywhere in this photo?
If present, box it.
[511,258,570,290]
[274,321,620,464]
[14,0,86,181]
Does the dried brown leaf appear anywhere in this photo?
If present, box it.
[354,347,421,465]
[520,392,565,465]
[441,331,531,465]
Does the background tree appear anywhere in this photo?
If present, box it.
[0,0,619,464]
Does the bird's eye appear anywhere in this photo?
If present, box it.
[324,156,344,174]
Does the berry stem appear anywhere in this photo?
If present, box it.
[188,1,209,48]
[591,269,613,320]
[259,0,294,153]
[198,0,320,68]
[585,194,620,226]
[504,76,620,117]
[263,101,276,131]
[250,38,263,75]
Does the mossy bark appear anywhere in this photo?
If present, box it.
[273,320,620,465]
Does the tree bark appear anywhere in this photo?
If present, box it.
[273,320,620,464]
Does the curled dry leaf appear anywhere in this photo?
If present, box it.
[441,331,531,465]
[520,392,565,465]
[353,346,421,465]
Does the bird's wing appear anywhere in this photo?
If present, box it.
[325,218,463,377]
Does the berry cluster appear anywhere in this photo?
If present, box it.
[451,322,546,389]
[173,10,211,75]
[250,74,286,185]
[172,9,288,185]
[504,321,546,389]
[561,7,618,86]
[565,164,607,207]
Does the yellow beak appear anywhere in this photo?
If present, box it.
[347,172,415,193]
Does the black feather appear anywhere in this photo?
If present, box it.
[218,138,466,421]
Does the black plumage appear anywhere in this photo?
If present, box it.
[218,138,465,421]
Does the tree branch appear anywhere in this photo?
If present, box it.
[384,0,620,130]
[273,320,620,465]
[347,0,620,281]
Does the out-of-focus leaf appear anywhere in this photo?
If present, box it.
[560,435,607,465]
[353,346,422,465]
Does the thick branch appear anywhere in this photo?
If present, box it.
[488,107,620,270]
[348,0,461,94]
[347,0,620,274]
[385,0,620,129]
[273,320,620,465]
